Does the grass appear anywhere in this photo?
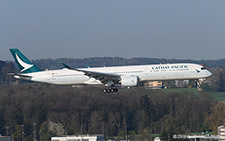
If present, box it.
[122,87,225,102]
[160,88,200,94]
[158,88,225,102]
[207,91,225,101]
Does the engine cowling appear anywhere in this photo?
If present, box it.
[121,76,139,87]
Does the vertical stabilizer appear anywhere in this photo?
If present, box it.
[9,49,41,74]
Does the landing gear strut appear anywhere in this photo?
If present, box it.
[103,88,118,93]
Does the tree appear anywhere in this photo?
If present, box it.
[0,84,218,138]
[89,111,104,134]
[0,106,4,134]
[40,121,51,141]
[204,102,225,133]
[12,124,22,141]
[207,67,225,91]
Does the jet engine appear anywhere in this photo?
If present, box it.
[121,76,139,87]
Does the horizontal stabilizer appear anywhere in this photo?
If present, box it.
[7,72,32,78]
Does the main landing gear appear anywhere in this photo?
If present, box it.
[103,88,118,93]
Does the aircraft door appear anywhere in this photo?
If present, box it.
[190,66,195,73]
[144,68,150,75]
[46,72,51,80]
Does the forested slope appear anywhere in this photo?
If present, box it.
[0,85,218,140]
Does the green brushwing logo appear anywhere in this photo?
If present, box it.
[15,53,34,72]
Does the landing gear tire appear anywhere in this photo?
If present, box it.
[103,89,107,93]
[107,89,112,93]
[113,88,118,92]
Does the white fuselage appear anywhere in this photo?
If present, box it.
[17,63,212,85]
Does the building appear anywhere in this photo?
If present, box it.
[51,134,104,141]
[218,125,225,141]
[174,80,189,88]
[0,135,11,141]
[144,81,162,89]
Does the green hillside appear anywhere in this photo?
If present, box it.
[160,88,225,101]
[207,91,225,101]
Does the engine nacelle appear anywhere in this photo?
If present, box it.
[121,76,139,87]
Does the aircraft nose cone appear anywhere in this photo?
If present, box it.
[206,70,212,77]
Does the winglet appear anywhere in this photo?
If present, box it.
[62,63,72,69]
[85,64,90,69]
[62,63,83,72]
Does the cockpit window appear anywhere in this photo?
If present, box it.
[201,67,206,70]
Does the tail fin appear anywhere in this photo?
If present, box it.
[9,49,41,74]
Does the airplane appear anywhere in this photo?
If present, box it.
[9,48,212,93]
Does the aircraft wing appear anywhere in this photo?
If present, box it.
[62,63,121,84]
[78,69,121,84]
